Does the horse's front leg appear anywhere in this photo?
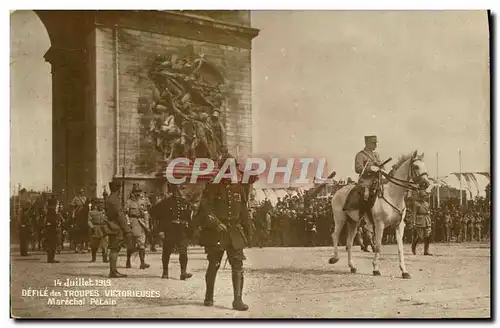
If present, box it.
[372,222,385,276]
[346,220,359,273]
[396,220,411,279]
[329,212,346,264]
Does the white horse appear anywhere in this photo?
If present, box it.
[328,150,431,279]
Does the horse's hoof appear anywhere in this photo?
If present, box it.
[350,267,357,274]
[373,270,381,276]
[402,272,411,279]
[328,257,339,264]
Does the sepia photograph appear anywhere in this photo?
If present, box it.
[9,9,491,318]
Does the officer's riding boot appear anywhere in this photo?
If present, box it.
[109,250,127,278]
[139,249,150,269]
[204,261,218,306]
[162,249,170,279]
[231,270,249,311]
[102,249,109,263]
[48,249,59,263]
[179,252,192,280]
[424,237,433,256]
[90,247,97,262]
[126,250,132,268]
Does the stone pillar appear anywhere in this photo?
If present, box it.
[45,45,95,201]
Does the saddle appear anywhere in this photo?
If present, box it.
[343,174,385,223]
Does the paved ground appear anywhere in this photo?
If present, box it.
[10,242,490,319]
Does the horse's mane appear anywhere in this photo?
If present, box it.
[389,150,421,176]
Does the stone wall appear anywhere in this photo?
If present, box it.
[93,11,258,195]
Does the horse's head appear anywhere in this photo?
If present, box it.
[409,150,431,190]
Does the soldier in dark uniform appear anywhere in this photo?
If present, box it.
[45,195,60,263]
[71,188,89,253]
[18,188,31,256]
[197,179,252,311]
[344,136,384,222]
[148,193,159,252]
[411,190,433,256]
[88,198,109,263]
[359,217,375,252]
[154,185,193,280]
[105,181,134,278]
[304,208,316,247]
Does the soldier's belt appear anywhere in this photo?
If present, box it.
[129,215,144,218]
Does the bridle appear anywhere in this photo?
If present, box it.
[377,158,429,218]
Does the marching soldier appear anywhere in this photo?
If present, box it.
[45,195,60,263]
[88,198,109,263]
[411,190,433,256]
[125,184,151,269]
[197,177,252,311]
[105,181,134,278]
[155,185,193,280]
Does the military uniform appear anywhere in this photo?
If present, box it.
[155,189,193,280]
[468,215,475,242]
[198,182,251,311]
[359,217,375,252]
[443,212,452,243]
[71,191,88,253]
[461,215,468,243]
[45,196,60,263]
[125,184,150,269]
[88,199,109,263]
[105,181,133,278]
[18,190,31,256]
[304,209,316,247]
[344,136,383,219]
[411,192,433,255]
[475,213,483,241]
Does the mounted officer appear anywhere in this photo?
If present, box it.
[197,168,253,311]
[155,184,193,280]
[343,135,384,222]
[125,184,151,270]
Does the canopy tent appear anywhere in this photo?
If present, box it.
[429,172,490,200]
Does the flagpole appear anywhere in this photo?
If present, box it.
[436,151,440,207]
[459,149,462,206]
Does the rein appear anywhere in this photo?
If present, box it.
[377,159,427,218]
